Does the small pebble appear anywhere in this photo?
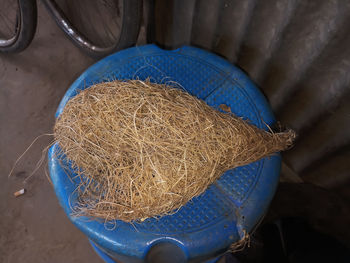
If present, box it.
[14,188,26,197]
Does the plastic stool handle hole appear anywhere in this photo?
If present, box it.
[146,242,187,263]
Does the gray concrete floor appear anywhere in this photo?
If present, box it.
[0,2,103,263]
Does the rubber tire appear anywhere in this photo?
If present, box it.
[44,0,142,59]
[0,0,37,53]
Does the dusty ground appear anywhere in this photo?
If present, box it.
[0,2,102,263]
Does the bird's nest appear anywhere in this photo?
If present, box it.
[54,80,295,222]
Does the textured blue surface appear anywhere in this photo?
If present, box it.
[48,44,281,262]
[90,240,115,263]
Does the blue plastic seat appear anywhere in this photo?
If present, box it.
[48,44,281,263]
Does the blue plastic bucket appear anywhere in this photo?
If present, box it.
[48,44,281,262]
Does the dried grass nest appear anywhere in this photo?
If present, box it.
[54,80,295,222]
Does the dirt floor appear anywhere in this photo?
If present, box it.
[0,3,103,263]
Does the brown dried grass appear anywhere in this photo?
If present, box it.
[54,80,295,222]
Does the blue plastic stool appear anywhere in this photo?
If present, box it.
[48,44,281,263]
